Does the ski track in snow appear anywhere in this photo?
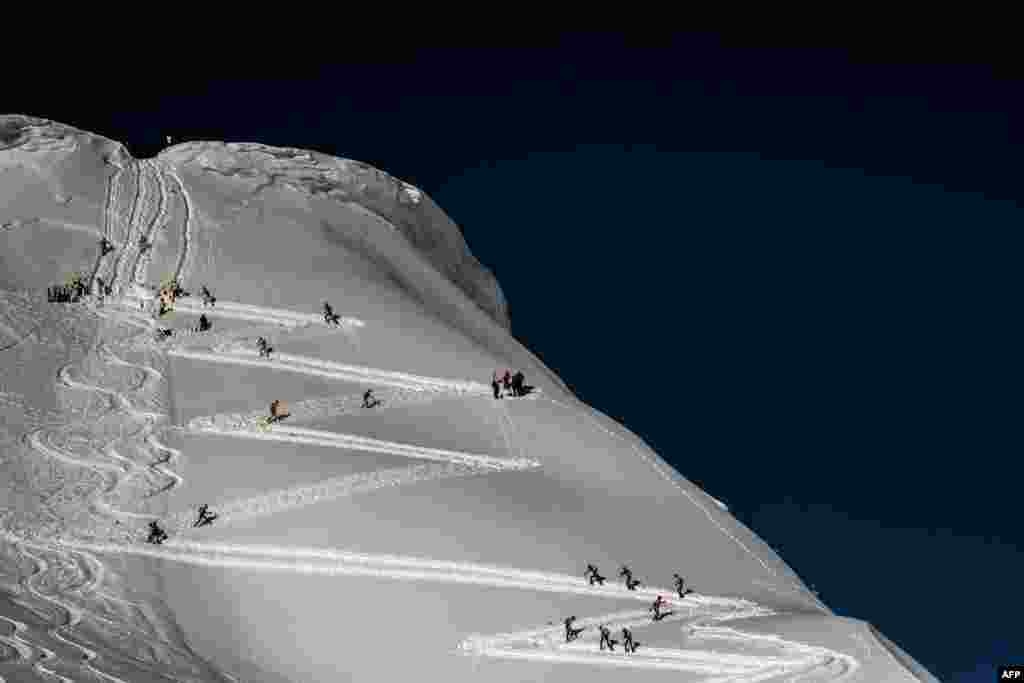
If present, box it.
[462,610,859,681]
[5,190,859,681]
[135,321,318,357]
[186,385,447,432]
[7,539,168,683]
[0,614,35,666]
[188,422,540,471]
[0,319,41,354]
[108,161,144,297]
[170,461,496,533]
[88,158,122,292]
[34,351,179,518]
[128,161,167,289]
[166,167,192,284]
[56,362,164,423]
[17,545,127,683]
[49,538,727,611]
[170,346,487,397]
[169,298,364,331]
[26,532,857,681]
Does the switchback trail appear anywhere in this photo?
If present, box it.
[171,346,492,395]
[25,533,857,681]
[186,421,539,471]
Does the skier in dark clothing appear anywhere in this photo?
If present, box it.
[651,595,665,620]
[563,616,585,643]
[619,566,642,591]
[598,625,617,652]
[197,314,211,332]
[622,627,637,654]
[138,235,151,253]
[200,286,216,307]
[510,371,526,397]
[501,369,512,393]
[95,277,113,298]
[585,564,606,586]
[362,389,381,409]
[256,337,272,358]
[491,378,501,400]
[193,504,218,528]
[673,573,692,599]
[146,521,168,544]
[322,302,340,325]
[99,238,114,256]
[155,328,173,341]
[650,595,674,622]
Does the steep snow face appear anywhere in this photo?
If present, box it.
[160,139,511,331]
[0,115,938,682]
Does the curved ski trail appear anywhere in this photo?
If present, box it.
[88,158,122,293]
[128,160,169,288]
[165,168,193,285]
[107,162,146,297]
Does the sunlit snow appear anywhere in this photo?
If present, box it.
[0,114,937,682]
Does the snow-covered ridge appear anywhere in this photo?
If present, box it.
[0,115,129,160]
[0,115,509,330]
[159,140,510,330]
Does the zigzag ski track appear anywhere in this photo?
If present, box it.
[171,346,490,396]
[170,299,363,331]
[188,421,539,471]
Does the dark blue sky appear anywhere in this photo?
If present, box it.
[7,32,1021,681]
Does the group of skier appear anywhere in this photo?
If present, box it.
[47,283,82,304]
[147,504,219,543]
[154,313,209,342]
[563,618,639,654]
[566,565,695,650]
[136,282,694,658]
[142,291,369,546]
[491,369,528,399]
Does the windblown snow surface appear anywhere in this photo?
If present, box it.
[0,115,939,682]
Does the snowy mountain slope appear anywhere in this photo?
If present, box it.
[0,115,936,682]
